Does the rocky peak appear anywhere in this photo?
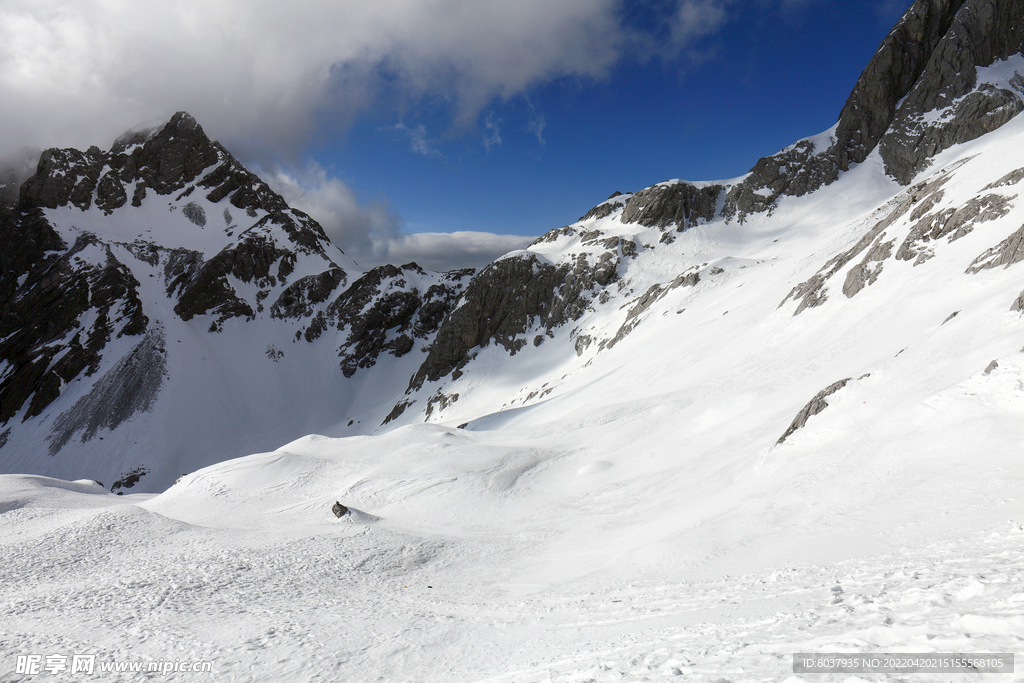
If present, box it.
[111,111,222,198]
[832,0,968,172]
[19,111,287,216]
[879,0,1024,182]
[725,0,1024,218]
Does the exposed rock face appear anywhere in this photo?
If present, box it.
[168,215,324,325]
[324,264,472,378]
[880,0,1024,182]
[985,167,1024,189]
[966,223,1024,271]
[579,192,626,221]
[0,231,146,423]
[408,255,572,389]
[782,186,922,313]
[723,138,840,221]
[843,238,895,298]
[895,192,1014,264]
[110,466,149,493]
[565,1,1022,232]
[726,0,1024,219]
[407,246,625,392]
[397,0,1024,425]
[835,0,969,172]
[620,183,723,230]
[882,85,1023,184]
[777,378,852,445]
[3,1,1023,482]
[781,158,1001,313]
[271,268,347,319]
[20,112,290,218]
[599,267,704,351]
[722,0,968,216]
[25,114,233,213]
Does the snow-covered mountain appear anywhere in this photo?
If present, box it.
[2,1,1024,680]
[385,0,1024,433]
[0,113,472,490]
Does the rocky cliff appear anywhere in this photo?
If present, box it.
[0,114,470,489]
[730,0,1024,216]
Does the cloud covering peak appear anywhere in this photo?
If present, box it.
[0,0,625,160]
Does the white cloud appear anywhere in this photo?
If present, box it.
[370,232,535,272]
[0,0,625,161]
[392,123,441,157]
[529,117,547,145]
[265,163,401,265]
[265,162,532,272]
[671,0,729,48]
[483,115,503,152]
[0,0,748,272]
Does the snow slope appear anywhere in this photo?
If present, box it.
[3,104,1024,681]
[5,3,1024,675]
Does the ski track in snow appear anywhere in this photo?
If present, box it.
[1,478,1022,682]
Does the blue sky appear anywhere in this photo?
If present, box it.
[0,0,909,270]
[304,1,908,242]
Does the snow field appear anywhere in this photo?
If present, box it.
[4,61,1024,682]
[1,470,1023,682]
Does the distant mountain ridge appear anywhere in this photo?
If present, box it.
[2,0,1023,491]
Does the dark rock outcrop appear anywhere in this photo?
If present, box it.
[895,192,1014,264]
[783,165,964,313]
[110,466,149,493]
[406,248,622,391]
[574,0,1023,233]
[882,85,1023,184]
[985,167,1024,189]
[842,238,895,298]
[777,378,852,445]
[966,222,1024,271]
[20,112,289,218]
[723,139,839,220]
[170,230,291,323]
[723,0,969,217]
[2,110,438,474]
[782,190,916,313]
[620,183,723,230]
[879,0,1024,182]
[1011,289,1024,311]
[271,268,347,319]
[0,232,146,423]
[324,264,471,377]
[834,0,970,173]
[579,192,626,221]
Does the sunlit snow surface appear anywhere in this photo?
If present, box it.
[5,113,1024,681]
